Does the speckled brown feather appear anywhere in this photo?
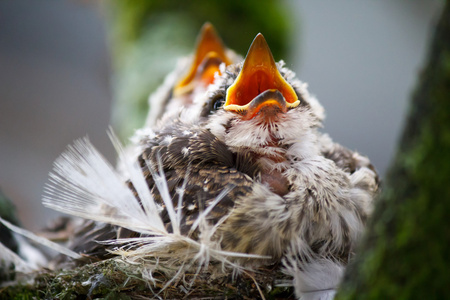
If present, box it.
[137,120,257,236]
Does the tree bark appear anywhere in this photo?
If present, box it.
[336,2,450,299]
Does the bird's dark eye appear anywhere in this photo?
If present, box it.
[211,96,225,112]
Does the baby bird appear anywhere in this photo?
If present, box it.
[138,33,377,256]
[44,32,378,299]
[48,23,239,263]
[134,33,378,297]
[145,22,239,129]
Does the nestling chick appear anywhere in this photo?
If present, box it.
[134,34,379,299]
[137,34,378,261]
[145,22,239,129]
[43,32,379,299]
[45,23,241,264]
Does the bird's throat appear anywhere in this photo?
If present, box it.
[254,141,290,197]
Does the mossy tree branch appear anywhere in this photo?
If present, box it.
[336,2,450,299]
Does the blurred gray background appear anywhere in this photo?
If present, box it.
[0,0,443,230]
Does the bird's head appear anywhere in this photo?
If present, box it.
[201,34,323,160]
[224,33,300,121]
[173,22,233,98]
[149,23,238,128]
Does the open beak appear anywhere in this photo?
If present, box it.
[174,22,231,96]
[224,33,299,119]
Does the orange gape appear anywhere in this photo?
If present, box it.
[224,33,299,117]
[174,23,232,97]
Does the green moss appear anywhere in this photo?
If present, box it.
[1,259,295,298]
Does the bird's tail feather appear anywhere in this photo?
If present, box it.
[0,241,35,275]
[283,244,343,300]
[0,216,80,261]
[0,216,79,286]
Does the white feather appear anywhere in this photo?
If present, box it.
[283,251,344,300]
[0,242,36,274]
[43,137,167,235]
[0,217,80,260]
[42,131,264,277]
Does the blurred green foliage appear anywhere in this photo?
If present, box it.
[106,0,294,141]
[0,190,18,226]
[0,189,19,254]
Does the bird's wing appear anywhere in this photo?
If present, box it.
[138,122,255,236]
[319,133,380,185]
